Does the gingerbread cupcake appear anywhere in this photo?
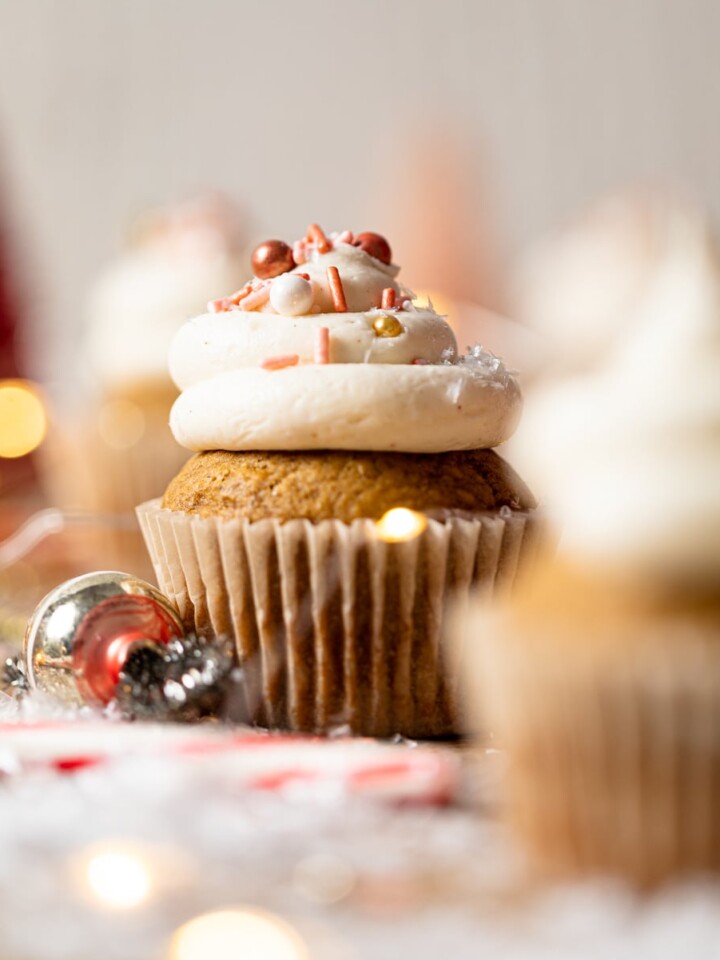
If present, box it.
[465,204,720,884]
[138,224,540,737]
[42,195,247,518]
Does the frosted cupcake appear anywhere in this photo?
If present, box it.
[43,196,247,519]
[511,190,684,380]
[466,207,720,884]
[138,224,540,737]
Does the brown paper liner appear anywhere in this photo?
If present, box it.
[137,499,542,737]
[470,618,720,885]
[41,415,186,516]
[39,407,188,580]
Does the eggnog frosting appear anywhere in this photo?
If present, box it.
[515,207,720,585]
[86,197,245,390]
[169,228,522,453]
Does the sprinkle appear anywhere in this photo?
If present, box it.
[412,358,430,365]
[327,266,348,312]
[293,240,307,264]
[397,296,412,310]
[381,288,396,309]
[296,272,310,281]
[239,285,271,311]
[269,274,314,316]
[447,378,463,404]
[261,354,299,370]
[229,284,252,304]
[308,223,331,253]
[208,298,232,313]
[372,313,403,338]
[314,326,330,364]
[335,229,353,245]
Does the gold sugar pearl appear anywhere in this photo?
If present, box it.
[372,314,403,338]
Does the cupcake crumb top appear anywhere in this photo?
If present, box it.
[162,448,536,523]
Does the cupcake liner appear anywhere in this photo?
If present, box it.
[469,617,720,885]
[137,499,542,737]
[39,412,188,579]
[41,416,187,516]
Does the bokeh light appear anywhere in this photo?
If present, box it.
[97,398,146,449]
[292,853,356,905]
[375,507,428,543]
[170,908,307,960]
[84,846,152,909]
[0,379,47,458]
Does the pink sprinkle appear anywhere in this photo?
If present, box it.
[293,240,307,264]
[412,358,430,365]
[261,354,299,370]
[381,287,396,310]
[335,229,353,245]
[239,285,271,311]
[229,284,252,304]
[314,326,330,364]
[208,297,232,313]
[250,769,317,791]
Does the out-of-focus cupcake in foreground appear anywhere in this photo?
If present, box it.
[40,197,247,570]
[138,223,541,738]
[511,190,693,378]
[508,191,712,494]
[466,198,720,885]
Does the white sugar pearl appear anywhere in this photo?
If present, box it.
[270,274,314,316]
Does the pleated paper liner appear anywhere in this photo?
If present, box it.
[136,499,543,738]
[39,410,188,579]
[468,615,720,886]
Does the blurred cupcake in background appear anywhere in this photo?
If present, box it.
[85,194,247,409]
[464,196,720,886]
[39,194,247,574]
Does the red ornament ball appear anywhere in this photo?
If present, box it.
[72,594,182,704]
[251,240,295,279]
[353,232,392,265]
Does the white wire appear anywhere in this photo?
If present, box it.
[0,509,138,570]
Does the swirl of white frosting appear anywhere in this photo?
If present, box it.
[169,244,522,453]
[514,208,720,585]
[170,307,456,385]
[171,363,520,453]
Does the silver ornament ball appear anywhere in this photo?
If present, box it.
[24,571,184,706]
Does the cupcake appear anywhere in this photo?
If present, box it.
[138,224,540,738]
[465,206,720,884]
[511,189,686,381]
[41,195,247,518]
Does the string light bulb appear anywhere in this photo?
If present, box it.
[83,845,152,909]
[0,379,47,458]
[170,908,307,960]
[375,508,428,543]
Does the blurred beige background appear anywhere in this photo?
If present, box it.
[0,0,718,381]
